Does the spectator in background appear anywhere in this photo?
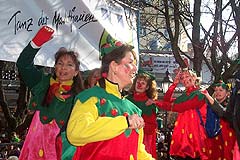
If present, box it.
[16,26,84,160]
[10,132,20,143]
[7,156,19,160]
[8,145,20,158]
[1,133,10,143]
[84,68,101,89]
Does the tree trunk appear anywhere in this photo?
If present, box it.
[14,70,32,134]
[14,75,28,120]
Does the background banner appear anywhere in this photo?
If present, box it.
[1,0,138,71]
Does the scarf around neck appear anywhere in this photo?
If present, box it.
[45,77,73,104]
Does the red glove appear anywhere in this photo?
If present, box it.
[32,26,54,47]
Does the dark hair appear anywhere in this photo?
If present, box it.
[129,74,158,100]
[55,49,84,94]
[98,44,136,89]
[42,48,84,106]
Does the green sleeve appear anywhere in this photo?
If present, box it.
[210,100,226,117]
[211,100,233,122]
[16,42,44,89]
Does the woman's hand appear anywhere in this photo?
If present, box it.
[32,26,54,47]
[173,68,181,84]
[127,114,145,129]
[145,99,155,106]
[200,88,214,105]
[200,88,209,96]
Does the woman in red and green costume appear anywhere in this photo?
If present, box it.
[67,39,155,160]
[154,69,211,160]
[208,81,236,160]
[126,70,170,158]
[17,26,84,160]
[201,80,238,160]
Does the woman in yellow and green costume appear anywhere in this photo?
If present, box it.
[67,38,155,160]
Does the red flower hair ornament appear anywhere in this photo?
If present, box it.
[102,72,108,78]
[100,40,123,58]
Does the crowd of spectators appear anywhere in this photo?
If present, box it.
[0,131,22,160]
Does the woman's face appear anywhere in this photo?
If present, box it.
[135,77,148,93]
[115,51,137,89]
[89,69,100,87]
[214,86,228,103]
[180,71,196,88]
[54,55,78,83]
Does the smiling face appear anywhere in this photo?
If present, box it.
[214,86,229,103]
[112,51,137,89]
[54,55,78,83]
[135,77,149,93]
[89,69,101,87]
[180,70,196,88]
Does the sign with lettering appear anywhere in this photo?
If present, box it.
[140,54,180,73]
[1,0,138,71]
[140,53,212,83]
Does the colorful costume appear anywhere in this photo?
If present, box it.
[206,99,236,160]
[127,92,158,158]
[210,84,240,160]
[17,43,76,160]
[156,84,211,159]
[67,79,154,160]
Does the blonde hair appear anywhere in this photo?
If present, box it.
[181,69,202,87]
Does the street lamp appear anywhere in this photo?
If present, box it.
[161,70,173,160]
[161,70,173,93]
[160,70,173,129]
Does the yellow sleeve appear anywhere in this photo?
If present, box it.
[66,97,129,146]
[137,128,155,160]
